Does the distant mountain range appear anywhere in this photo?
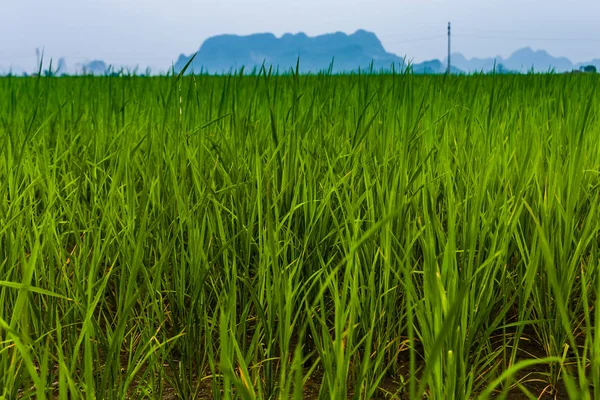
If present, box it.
[447,48,600,73]
[173,30,599,75]
[173,29,457,74]
[2,30,599,75]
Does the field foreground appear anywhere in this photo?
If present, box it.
[1,72,600,399]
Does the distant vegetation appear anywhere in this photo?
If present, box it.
[581,65,598,73]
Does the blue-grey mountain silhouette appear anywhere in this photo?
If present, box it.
[446,53,502,73]
[444,47,598,73]
[56,58,68,75]
[505,47,572,72]
[82,60,108,75]
[174,30,449,74]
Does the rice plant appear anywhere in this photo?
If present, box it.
[0,69,599,399]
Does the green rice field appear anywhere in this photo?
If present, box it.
[1,69,600,399]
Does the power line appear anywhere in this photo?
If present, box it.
[394,35,446,43]
[455,34,600,43]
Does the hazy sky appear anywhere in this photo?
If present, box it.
[2,0,599,72]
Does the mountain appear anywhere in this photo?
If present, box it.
[445,47,598,74]
[0,64,26,76]
[447,53,502,73]
[504,47,573,72]
[411,59,443,74]
[174,30,443,74]
[56,58,68,74]
[80,60,109,75]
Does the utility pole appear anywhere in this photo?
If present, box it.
[447,22,451,74]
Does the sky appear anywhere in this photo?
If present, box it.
[2,0,599,73]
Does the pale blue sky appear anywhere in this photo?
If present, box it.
[2,0,599,72]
